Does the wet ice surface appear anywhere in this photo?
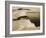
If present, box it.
[12,18,40,31]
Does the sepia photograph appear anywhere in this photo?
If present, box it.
[12,7,40,31]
